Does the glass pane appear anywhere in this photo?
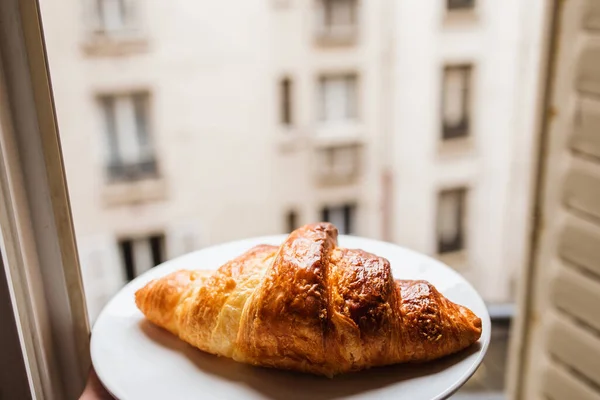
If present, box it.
[133,93,153,162]
[444,68,465,126]
[330,0,353,26]
[286,210,297,232]
[118,239,134,282]
[280,78,292,125]
[346,75,357,119]
[320,75,356,122]
[100,96,120,167]
[328,206,347,233]
[132,237,153,277]
[437,188,465,253]
[438,191,459,242]
[114,96,140,165]
[100,0,125,31]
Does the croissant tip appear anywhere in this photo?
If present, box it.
[459,305,483,339]
[134,285,145,308]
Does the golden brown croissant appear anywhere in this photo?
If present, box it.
[135,222,482,377]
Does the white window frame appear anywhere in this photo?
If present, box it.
[0,0,90,398]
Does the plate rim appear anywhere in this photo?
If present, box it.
[91,234,492,400]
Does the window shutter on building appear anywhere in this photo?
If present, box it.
[166,221,206,260]
[76,234,123,323]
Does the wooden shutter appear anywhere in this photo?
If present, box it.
[510,1,600,399]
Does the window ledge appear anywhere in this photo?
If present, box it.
[314,29,359,47]
[102,178,166,207]
[437,250,468,271]
[437,136,474,158]
[314,172,361,186]
[81,33,149,57]
[443,9,479,25]
[311,133,364,149]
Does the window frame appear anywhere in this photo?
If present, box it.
[0,0,90,398]
[322,0,357,29]
[441,64,473,141]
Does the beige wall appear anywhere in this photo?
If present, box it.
[40,0,540,320]
[390,0,541,302]
[270,0,386,237]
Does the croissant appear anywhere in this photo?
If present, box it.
[135,222,482,377]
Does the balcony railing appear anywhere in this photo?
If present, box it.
[447,0,475,10]
[106,159,158,182]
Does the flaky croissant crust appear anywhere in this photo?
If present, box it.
[136,222,482,376]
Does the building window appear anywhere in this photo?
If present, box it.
[280,77,293,126]
[95,0,129,34]
[286,210,298,233]
[100,92,158,182]
[447,0,475,10]
[319,75,357,123]
[437,188,467,254]
[119,234,165,282]
[321,204,356,234]
[316,143,361,183]
[442,65,472,140]
[316,0,358,35]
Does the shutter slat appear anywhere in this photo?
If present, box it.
[577,42,600,96]
[551,263,600,332]
[564,168,600,220]
[542,362,600,400]
[547,312,600,387]
[571,97,600,159]
[584,0,600,31]
[559,216,600,277]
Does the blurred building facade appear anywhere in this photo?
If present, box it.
[41,0,539,321]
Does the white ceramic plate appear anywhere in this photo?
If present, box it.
[91,235,491,400]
